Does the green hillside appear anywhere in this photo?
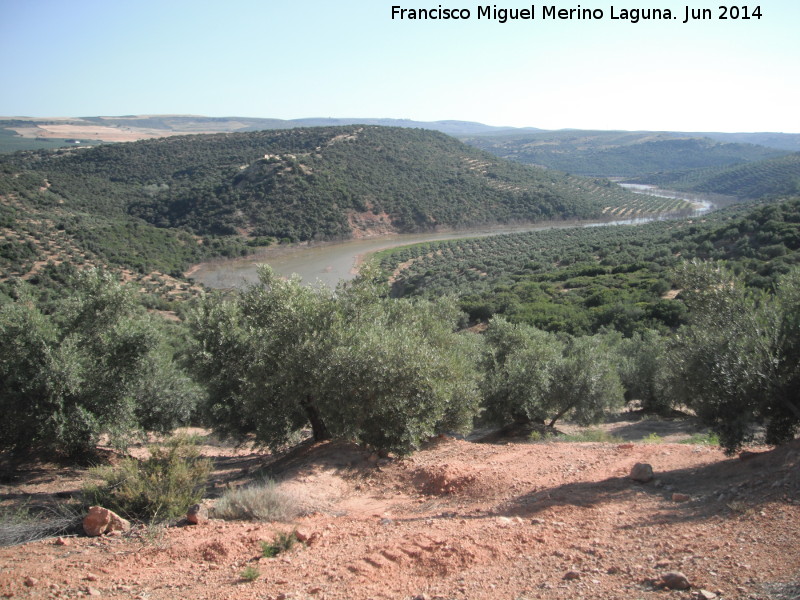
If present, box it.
[376,196,800,335]
[462,130,786,177]
[636,152,800,199]
[2,126,666,244]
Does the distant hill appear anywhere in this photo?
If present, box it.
[0,116,536,152]
[460,130,788,177]
[699,132,800,152]
[635,152,800,199]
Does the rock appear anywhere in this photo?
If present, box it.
[186,503,207,525]
[695,590,717,600]
[563,570,581,580]
[630,463,654,483]
[672,493,691,502]
[86,587,102,597]
[294,528,313,543]
[83,506,131,537]
[661,571,691,590]
[23,577,38,587]
[54,537,69,546]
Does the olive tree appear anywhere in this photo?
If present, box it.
[481,318,624,428]
[667,261,799,452]
[189,265,482,455]
[0,271,198,458]
[481,317,563,426]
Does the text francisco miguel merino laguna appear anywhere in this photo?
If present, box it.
[391,5,763,24]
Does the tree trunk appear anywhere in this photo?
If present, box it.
[302,396,331,442]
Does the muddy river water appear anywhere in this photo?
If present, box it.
[187,186,717,289]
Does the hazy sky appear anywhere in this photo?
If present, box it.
[1,0,798,132]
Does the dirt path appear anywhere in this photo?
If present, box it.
[1,430,798,600]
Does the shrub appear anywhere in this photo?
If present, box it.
[83,436,211,522]
[0,503,81,547]
[213,479,298,522]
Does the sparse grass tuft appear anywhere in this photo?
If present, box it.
[642,432,664,444]
[559,429,624,443]
[679,432,720,446]
[213,478,299,522]
[239,565,260,582]
[261,530,298,558]
[0,502,82,547]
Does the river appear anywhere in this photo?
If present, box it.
[187,186,717,289]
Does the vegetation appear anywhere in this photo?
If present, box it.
[261,531,298,558]
[189,265,482,455]
[665,261,800,452]
[1,126,657,244]
[213,479,299,522]
[635,152,800,199]
[462,130,785,177]
[82,435,211,521]
[481,318,624,428]
[2,123,799,479]
[378,198,800,335]
[239,566,261,582]
[0,270,199,457]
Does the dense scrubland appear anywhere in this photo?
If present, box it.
[1,125,799,528]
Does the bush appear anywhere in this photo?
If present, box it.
[481,319,624,429]
[83,436,211,522]
[261,530,298,557]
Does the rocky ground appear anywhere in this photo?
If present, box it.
[1,417,798,600]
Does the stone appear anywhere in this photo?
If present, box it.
[695,590,717,600]
[563,570,581,580]
[54,537,69,546]
[186,503,207,525]
[629,463,654,483]
[672,493,691,502]
[83,506,131,537]
[660,571,691,590]
[23,577,38,587]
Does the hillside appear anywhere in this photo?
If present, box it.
[635,153,800,199]
[1,126,656,244]
[377,197,800,334]
[461,130,787,177]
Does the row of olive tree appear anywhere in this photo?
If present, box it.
[2,262,797,459]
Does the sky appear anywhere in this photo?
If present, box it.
[1,0,798,133]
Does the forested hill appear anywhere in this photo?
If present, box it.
[635,152,800,199]
[462,130,786,178]
[2,126,646,242]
